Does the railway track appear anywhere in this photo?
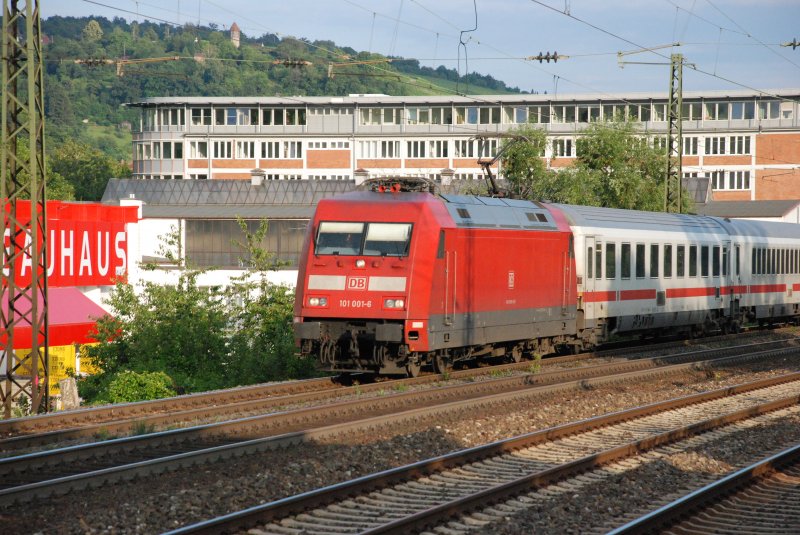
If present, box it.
[0,328,774,443]
[610,443,800,534]
[2,336,793,453]
[0,342,796,509]
[164,373,800,534]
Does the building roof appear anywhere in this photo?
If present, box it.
[126,88,800,108]
[102,178,357,219]
[696,199,800,219]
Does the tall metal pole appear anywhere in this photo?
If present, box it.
[665,53,683,213]
[2,0,49,417]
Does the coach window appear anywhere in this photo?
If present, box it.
[722,247,729,276]
[689,245,698,277]
[587,246,593,279]
[713,246,721,277]
[606,243,616,279]
[701,246,710,277]
[621,243,631,279]
[635,243,646,278]
[759,248,764,275]
[676,245,685,277]
[664,245,673,277]
[752,248,758,275]
[595,247,603,280]
[736,246,741,276]
[650,244,659,278]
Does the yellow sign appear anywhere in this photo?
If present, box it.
[77,343,101,375]
[14,344,76,395]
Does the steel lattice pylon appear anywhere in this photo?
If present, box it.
[1,0,48,417]
[665,53,684,214]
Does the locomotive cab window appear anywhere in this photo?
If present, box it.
[314,221,412,257]
[363,223,412,256]
[315,222,364,255]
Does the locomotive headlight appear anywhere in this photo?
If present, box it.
[355,259,366,268]
[308,297,328,307]
[384,298,405,309]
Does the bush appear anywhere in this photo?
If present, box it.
[106,370,176,403]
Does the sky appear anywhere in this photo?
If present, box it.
[44,0,800,98]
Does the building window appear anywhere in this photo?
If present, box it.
[652,103,667,121]
[429,140,448,158]
[186,219,306,269]
[577,105,600,123]
[454,139,475,158]
[758,101,780,119]
[189,141,207,159]
[528,105,549,124]
[730,101,755,120]
[236,141,255,159]
[652,136,667,152]
[406,140,427,158]
[262,141,279,159]
[682,136,699,155]
[704,101,729,121]
[213,141,232,159]
[263,108,307,126]
[728,135,751,155]
[478,139,497,158]
[727,170,751,190]
[711,170,751,190]
[681,102,702,121]
[283,141,303,159]
[552,138,573,157]
[358,140,399,158]
[191,108,212,126]
[552,105,576,123]
[158,108,185,127]
[705,136,726,155]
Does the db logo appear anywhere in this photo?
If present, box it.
[347,276,368,290]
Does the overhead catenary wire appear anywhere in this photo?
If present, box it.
[77,0,797,116]
[527,0,799,104]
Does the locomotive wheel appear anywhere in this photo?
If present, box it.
[509,345,523,363]
[433,353,452,374]
[405,360,421,378]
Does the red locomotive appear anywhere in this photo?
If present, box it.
[294,177,800,375]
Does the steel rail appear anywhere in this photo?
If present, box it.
[608,442,800,534]
[1,351,797,508]
[2,339,794,453]
[163,380,800,534]
[0,329,773,439]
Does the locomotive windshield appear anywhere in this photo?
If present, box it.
[315,221,412,256]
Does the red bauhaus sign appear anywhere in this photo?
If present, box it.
[3,200,139,287]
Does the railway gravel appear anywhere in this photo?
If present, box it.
[458,410,800,534]
[1,348,798,534]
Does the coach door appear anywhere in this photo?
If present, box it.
[582,236,598,325]
[722,240,740,321]
[439,230,456,327]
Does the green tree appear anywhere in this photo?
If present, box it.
[224,219,316,385]
[79,223,313,404]
[502,120,694,212]
[1,137,75,200]
[49,141,130,201]
[81,20,103,43]
[82,228,229,399]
